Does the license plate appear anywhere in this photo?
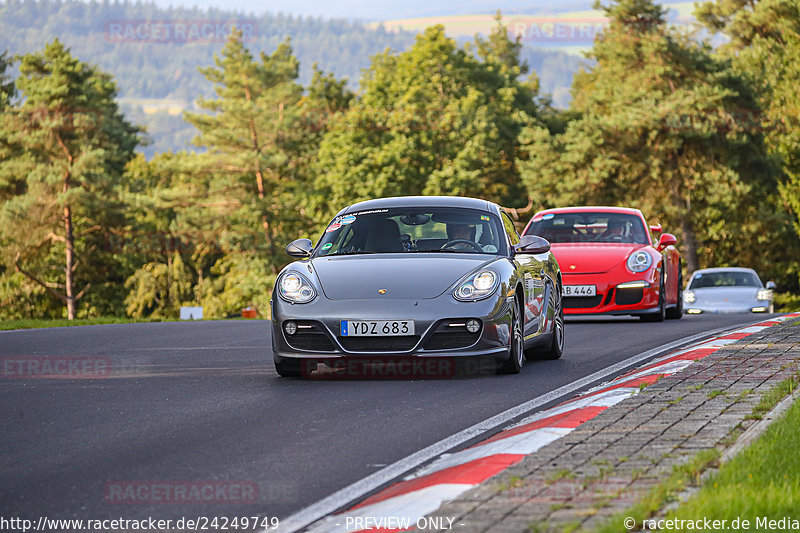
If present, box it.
[563,285,596,297]
[340,320,414,336]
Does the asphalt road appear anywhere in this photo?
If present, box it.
[0,314,768,524]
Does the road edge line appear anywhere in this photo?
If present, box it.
[276,322,758,532]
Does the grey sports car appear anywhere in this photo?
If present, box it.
[270,196,564,377]
[683,267,776,314]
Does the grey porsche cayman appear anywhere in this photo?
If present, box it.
[270,196,564,377]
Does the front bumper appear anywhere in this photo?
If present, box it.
[685,304,771,314]
[561,272,660,315]
[271,293,513,362]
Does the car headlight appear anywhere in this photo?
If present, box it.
[626,250,653,273]
[684,290,696,303]
[757,289,772,301]
[278,272,316,303]
[454,270,499,302]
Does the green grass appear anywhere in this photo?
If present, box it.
[0,316,174,331]
[594,378,800,533]
[595,448,721,533]
[744,376,799,421]
[546,469,576,484]
[774,292,800,312]
[659,397,800,528]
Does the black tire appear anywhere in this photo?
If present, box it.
[641,279,666,322]
[528,282,564,360]
[498,298,524,374]
[274,357,303,377]
[666,266,683,320]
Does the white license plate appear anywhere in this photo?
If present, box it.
[340,320,414,336]
[563,285,597,297]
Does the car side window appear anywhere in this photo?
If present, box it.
[501,211,520,246]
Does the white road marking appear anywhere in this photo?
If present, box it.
[274,324,742,533]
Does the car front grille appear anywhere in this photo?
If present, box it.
[423,330,480,350]
[422,320,481,351]
[615,287,644,305]
[284,321,336,352]
[338,336,420,352]
[563,295,603,309]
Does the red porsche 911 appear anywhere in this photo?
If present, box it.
[522,207,682,321]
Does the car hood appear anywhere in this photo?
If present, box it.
[692,287,760,305]
[551,243,644,274]
[310,254,499,300]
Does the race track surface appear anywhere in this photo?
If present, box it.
[0,314,765,522]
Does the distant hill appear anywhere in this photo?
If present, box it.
[0,0,603,157]
[146,0,596,20]
[139,0,694,23]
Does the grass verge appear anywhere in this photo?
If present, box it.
[0,316,172,331]
[774,292,800,312]
[659,395,800,529]
[594,375,800,532]
[594,448,720,533]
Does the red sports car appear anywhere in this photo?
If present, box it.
[522,207,682,321]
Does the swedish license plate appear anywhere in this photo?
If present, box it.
[563,285,596,297]
[340,320,414,336]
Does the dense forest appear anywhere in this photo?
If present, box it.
[0,0,582,156]
[0,0,798,321]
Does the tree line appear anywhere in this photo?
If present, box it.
[0,0,581,156]
[0,0,798,320]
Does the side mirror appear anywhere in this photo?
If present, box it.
[514,235,551,255]
[657,233,677,250]
[650,223,663,233]
[766,281,777,290]
[286,238,313,258]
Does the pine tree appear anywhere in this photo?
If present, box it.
[312,21,543,224]
[184,30,306,273]
[0,51,14,109]
[521,0,779,276]
[696,0,800,289]
[0,40,138,319]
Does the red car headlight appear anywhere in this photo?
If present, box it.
[626,251,652,273]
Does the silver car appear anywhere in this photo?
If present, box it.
[684,267,775,314]
[271,196,565,377]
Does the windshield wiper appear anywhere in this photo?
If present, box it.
[420,249,484,254]
[329,250,377,256]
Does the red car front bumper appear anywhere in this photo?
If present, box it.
[561,272,661,315]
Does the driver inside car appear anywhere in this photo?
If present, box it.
[596,217,627,241]
[444,222,496,252]
[447,222,475,242]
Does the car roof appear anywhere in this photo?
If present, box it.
[339,196,498,215]
[690,267,759,277]
[533,206,644,217]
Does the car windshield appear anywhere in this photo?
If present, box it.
[526,212,649,244]
[688,271,762,289]
[314,207,506,256]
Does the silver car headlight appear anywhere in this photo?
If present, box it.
[278,272,316,303]
[757,289,772,301]
[454,270,499,302]
[626,250,652,273]
[684,290,696,303]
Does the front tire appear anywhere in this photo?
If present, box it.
[641,279,666,322]
[529,283,564,360]
[666,265,683,320]
[498,298,524,374]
